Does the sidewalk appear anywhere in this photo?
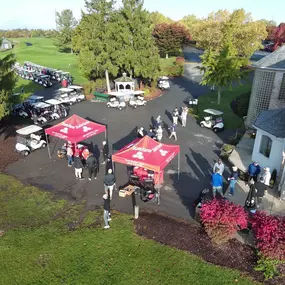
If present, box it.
[226,180,285,216]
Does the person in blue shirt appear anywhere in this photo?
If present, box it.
[248,161,261,183]
[169,124,177,140]
[212,168,223,198]
[228,166,239,196]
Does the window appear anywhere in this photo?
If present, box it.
[278,73,285,101]
[259,135,272,158]
[119,84,124,90]
[125,84,131,90]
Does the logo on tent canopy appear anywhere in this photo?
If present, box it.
[60,127,68,134]
[83,126,92,132]
[159,149,168,156]
[133,152,144,160]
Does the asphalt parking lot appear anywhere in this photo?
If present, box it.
[7,76,228,220]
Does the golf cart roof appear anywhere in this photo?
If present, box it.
[134,90,145,95]
[45,99,62,105]
[12,93,21,96]
[28,95,44,100]
[40,75,50,78]
[203,109,223,116]
[16,125,43,136]
[56,70,63,73]
[32,102,51,108]
[61,72,70,75]
[59,88,74,92]
[68,85,83,90]
[159,76,169,80]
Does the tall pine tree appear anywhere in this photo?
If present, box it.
[72,0,118,80]
[111,0,160,81]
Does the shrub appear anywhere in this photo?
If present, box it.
[230,91,251,118]
[255,253,284,280]
[250,211,285,260]
[176,56,185,63]
[82,79,107,95]
[200,199,248,244]
[221,144,234,154]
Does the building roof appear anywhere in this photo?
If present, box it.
[1,38,11,44]
[252,45,285,70]
[114,73,134,83]
[253,108,285,138]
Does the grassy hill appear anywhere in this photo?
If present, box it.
[1,37,88,85]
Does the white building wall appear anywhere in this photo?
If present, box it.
[252,128,284,174]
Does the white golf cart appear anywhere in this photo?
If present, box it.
[129,91,147,108]
[45,99,68,119]
[106,95,126,111]
[15,125,47,156]
[55,88,77,105]
[158,76,170,90]
[199,109,224,133]
[68,85,86,102]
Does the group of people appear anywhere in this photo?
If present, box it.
[211,159,272,209]
[137,106,189,142]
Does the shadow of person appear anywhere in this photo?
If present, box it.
[165,109,173,123]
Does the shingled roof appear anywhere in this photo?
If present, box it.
[252,45,285,69]
[253,108,285,138]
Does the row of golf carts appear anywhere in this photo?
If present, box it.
[12,94,68,125]
[106,91,147,111]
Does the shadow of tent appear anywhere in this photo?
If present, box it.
[112,127,137,152]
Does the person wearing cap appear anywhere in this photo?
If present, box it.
[213,158,225,176]
[169,123,177,140]
[103,193,111,229]
[262,167,271,187]
[73,153,84,180]
[172,107,179,125]
[137,127,145,138]
[104,169,116,199]
[101,141,109,165]
[247,161,261,183]
[228,166,239,196]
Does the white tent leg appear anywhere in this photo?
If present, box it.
[46,133,51,159]
[178,151,180,180]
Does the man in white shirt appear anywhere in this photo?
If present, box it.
[213,158,224,176]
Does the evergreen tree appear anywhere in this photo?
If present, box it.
[111,0,160,81]
[0,39,17,119]
[72,0,118,80]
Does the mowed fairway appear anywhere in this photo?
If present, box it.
[1,37,88,84]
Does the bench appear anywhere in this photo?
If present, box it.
[91,92,109,103]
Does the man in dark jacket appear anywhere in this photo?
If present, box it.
[101,141,109,165]
[73,153,84,180]
[103,193,111,229]
[247,161,261,183]
[104,169,116,199]
[254,176,267,208]
[86,153,98,180]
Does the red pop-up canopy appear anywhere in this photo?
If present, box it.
[45,114,106,158]
[112,136,180,174]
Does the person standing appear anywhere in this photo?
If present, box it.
[156,125,163,142]
[137,127,145,138]
[181,106,188,127]
[213,158,225,176]
[248,161,261,183]
[103,194,111,229]
[169,124,177,140]
[155,115,162,128]
[73,153,84,180]
[172,107,179,125]
[67,144,74,167]
[101,141,109,165]
[86,153,98,180]
[262,167,271,187]
[228,166,238,196]
[104,169,116,200]
[212,168,223,198]
[254,176,267,208]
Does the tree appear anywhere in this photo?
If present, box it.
[110,0,160,81]
[149,11,173,29]
[55,9,77,52]
[153,23,190,58]
[0,39,17,119]
[179,14,198,33]
[72,0,118,80]
[192,9,267,58]
[272,23,285,51]
[200,22,248,104]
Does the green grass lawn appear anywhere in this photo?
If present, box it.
[0,174,259,285]
[1,37,88,85]
[192,84,252,130]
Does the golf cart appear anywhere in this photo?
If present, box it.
[45,99,68,119]
[38,75,52,88]
[15,125,47,156]
[199,109,224,133]
[106,95,126,111]
[68,85,86,102]
[55,88,78,105]
[26,95,44,104]
[129,91,147,108]
[158,76,170,90]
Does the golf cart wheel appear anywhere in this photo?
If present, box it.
[107,104,110,108]
[213,128,218,133]
[69,102,73,106]
[134,105,137,109]
[42,143,47,148]
[200,123,205,128]
[119,107,123,111]
[144,102,147,106]
[22,150,30,156]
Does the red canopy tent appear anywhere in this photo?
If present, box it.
[112,135,180,178]
[45,114,106,158]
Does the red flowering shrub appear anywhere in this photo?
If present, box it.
[250,211,285,261]
[176,57,185,63]
[200,199,248,244]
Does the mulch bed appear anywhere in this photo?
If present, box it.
[145,89,164,101]
[135,211,285,285]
